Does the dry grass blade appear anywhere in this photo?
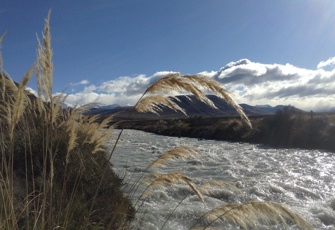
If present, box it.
[0,33,4,67]
[199,201,314,230]
[139,73,252,128]
[1,34,7,100]
[144,73,182,94]
[0,74,18,106]
[63,108,79,160]
[135,95,187,116]
[149,146,198,168]
[10,65,34,138]
[199,181,240,195]
[36,10,53,112]
[0,33,5,43]
[144,73,216,108]
[144,172,204,203]
[67,113,114,154]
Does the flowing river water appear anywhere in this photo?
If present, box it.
[108,129,335,230]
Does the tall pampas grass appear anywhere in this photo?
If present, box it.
[0,12,134,230]
[10,65,34,139]
[36,11,53,105]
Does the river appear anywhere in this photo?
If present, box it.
[108,129,335,230]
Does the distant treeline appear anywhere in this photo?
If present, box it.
[118,106,335,153]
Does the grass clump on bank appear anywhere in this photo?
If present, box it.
[0,13,133,229]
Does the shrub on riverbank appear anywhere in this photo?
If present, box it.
[257,107,335,151]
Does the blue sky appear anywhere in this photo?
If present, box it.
[1,0,335,110]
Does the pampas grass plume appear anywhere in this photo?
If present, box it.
[149,146,198,168]
[136,73,252,128]
[194,201,314,230]
[144,172,204,203]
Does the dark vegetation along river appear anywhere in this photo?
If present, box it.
[115,107,335,153]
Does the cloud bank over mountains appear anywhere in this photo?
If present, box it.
[59,58,335,111]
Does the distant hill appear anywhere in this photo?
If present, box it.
[85,104,121,114]
[85,95,304,120]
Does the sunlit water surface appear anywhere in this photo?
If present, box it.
[108,129,335,230]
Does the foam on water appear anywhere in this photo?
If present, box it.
[109,129,335,230]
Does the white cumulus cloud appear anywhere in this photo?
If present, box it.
[317,56,335,69]
[57,59,335,112]
[208,59,335,111]
[70,79,90,86]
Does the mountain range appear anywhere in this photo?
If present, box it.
[85,95,304,120]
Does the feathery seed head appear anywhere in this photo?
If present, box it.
[144,172,205,203]
[135,95,187,116]
[149,146,198,168]
[136,73,252,128]
[199,181,241,195]
[199,201,314,230]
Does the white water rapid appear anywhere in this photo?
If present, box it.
[108,129,335,230]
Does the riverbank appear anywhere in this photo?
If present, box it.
[116,107,335,153]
